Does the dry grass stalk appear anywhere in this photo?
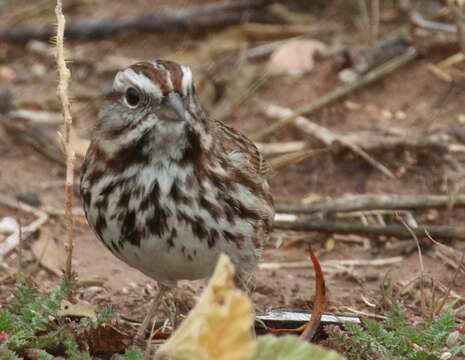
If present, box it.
[449,0,465,54]
[55,0,76,279]
[371,0,380,45]
[396,213,426,316]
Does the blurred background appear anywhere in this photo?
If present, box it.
[0,0,464,333]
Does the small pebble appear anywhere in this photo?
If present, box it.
[344,101,361,110]
[395,110,407,120]
[440,352,452,360]
[0,217,19,235]
[457,114,465,124]
[0,65,15,82]
[338,69,359,83]
[382,109,393,120]
[426,209,439,221]
[446,331,460,348]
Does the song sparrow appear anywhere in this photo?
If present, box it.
[80,60,274,340]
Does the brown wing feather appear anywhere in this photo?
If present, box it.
[214,120,270,179]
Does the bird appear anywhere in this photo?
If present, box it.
[80,59,274,342]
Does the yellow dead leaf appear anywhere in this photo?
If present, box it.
[57,300,97,322]
[154,254,256,360]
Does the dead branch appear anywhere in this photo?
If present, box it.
[410,11,465,52]
[449,1,465,54]
[411,11,457,35]
[346,35,411,76]
[275,194,465,214]
[0,0,282,43]
[1,111,65,166]
[0,194,48,260]
[341,131,449,152]
[273,218,465,240]
[252,47,418,140]
[256,141,307,155]
[261,103,396,178]
[397,214,426,315]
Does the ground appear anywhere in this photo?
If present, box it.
[0,0,464,343]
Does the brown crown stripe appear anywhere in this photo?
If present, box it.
[157,60,184,94]
[130,62,171,94]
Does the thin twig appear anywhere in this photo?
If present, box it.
[339,306,387,320]
[256,141,307,155]
[426,229,465,315]
[410,12,457,34]
[17,219,23,276]
[357,0,371,42]
[55,0,75,279]
[449,1,465,54]
[269,148,327,170]
[396,213,426,316]
[259,256,403,270]
[251,48,417,140]
[371,0,380,45]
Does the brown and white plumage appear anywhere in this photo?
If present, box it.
[81,59,273,289]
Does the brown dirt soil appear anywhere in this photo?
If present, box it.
[0,0,464,344]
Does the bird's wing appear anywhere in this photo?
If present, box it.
[214,120,270,179]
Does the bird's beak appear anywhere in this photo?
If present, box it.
[165,92,187,121]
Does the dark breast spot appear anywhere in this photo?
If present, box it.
[147,207,171,238]
[95,214,107,240]
[223,230,235,243]
[140,180,160,211]
[169,179,191,205]
[180,124,202,165]
[120,210,141,247]
[81,190,91,209]
[191,216,208,241]
[117,190,131,209]
[200,196,222,222]
[106,132,150,172]
[166,228,177,250]
[208,229,219,248]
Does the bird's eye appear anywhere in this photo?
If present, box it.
[125,87,140,107]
